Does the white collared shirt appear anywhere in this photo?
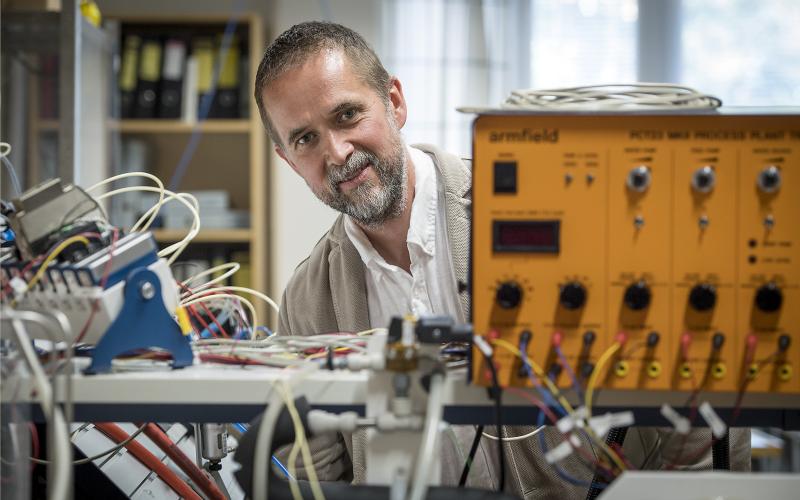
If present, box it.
[344,146,464,329]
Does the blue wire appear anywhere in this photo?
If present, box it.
[167,0,246,191]
[234,422,294,479]
[519,337,567,417]
[554,343,585,401]
[271,455,294,480]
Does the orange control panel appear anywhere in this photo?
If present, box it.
[470,110,800,394]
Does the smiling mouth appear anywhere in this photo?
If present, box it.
[337,164,371,189]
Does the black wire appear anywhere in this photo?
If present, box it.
[482,351,505,492]
[458,425,485,487]
[712,431,730,470]
[585,427,628,500]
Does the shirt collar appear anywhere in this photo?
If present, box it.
[406,146,437,257]
[343,145,437,271]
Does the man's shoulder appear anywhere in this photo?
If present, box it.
[411,143,472,199]
[412,143,471,170]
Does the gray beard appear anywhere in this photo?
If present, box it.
[314,139,408,228]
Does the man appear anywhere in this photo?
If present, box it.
[255,21,749,499]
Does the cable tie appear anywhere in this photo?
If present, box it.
[698,402,727,439]
[660,404,690,435]
[473,335,493,358]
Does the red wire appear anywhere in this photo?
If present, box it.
[177,281,230,338]
[508,387,619,479]
[94,422,200,500]
[29,423,40,460]
[187,304,214,338]
[666,334,763,470]
[198,353,268,366]
[137,423,226,500]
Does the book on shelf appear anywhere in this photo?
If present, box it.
[117,24,250,122]
[210,34,241,119]
[119,35,140,119]
[157,38,187,119]
[133,37,162,119]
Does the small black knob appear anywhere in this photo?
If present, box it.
[583,331,596,346]
[755,283,783,312]
[624,281,651,310]
[560,282,587,310]
[712,332,725,350]
[778,334,791,352]
[689,283,717,312]
[496,282,523,309]
[647,331,660,348]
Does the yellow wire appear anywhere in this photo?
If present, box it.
[20,236,91,299]
[492,339,575,414]
[491,338,628,472]
[277,381,326,500]
[585,341,622,418]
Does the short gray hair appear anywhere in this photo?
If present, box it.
[254,21,391,147]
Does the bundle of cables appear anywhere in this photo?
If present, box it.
[502,83,722,111]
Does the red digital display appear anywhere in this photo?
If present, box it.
[493,220,560,253]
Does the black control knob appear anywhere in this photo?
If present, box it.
[560,282,587,310]
[624,281,651,310]
[691,166,716,194]
[626,165,652,192]
[496,282,523,309]
[755,283,783,312]
[757,165,781,194]
[689,283,717,312]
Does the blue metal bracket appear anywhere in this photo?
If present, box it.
[86,267,193,374]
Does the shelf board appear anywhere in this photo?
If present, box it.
[37,119,253,134]
[115,119,251,134]
[152,228,252,243]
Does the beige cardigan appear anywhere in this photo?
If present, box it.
[276,144,750,499]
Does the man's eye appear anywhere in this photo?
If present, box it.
[339,109,356,122]
[297,133,314,146]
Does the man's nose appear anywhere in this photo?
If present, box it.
[324,129,355,166]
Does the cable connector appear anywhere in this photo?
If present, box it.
[307,410,360,434]
[376,413,424,431]
[544,434,581,464]
[556,406,588,434]
[343,352,385,371]
[660,404,690,435]
[588,411,634,437]
[699,402,727,439]
[9,276,27,300]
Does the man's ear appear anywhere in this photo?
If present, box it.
[387,76,408,129]
[275,145,301,175]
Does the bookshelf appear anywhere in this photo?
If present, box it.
[108,13,269,321]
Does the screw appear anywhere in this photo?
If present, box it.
[699,215,709,229]
[140,282,155,300]
[764,214,775,229]
[634,215,645,229]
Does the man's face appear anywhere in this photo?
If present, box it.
[263,49,409,228]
